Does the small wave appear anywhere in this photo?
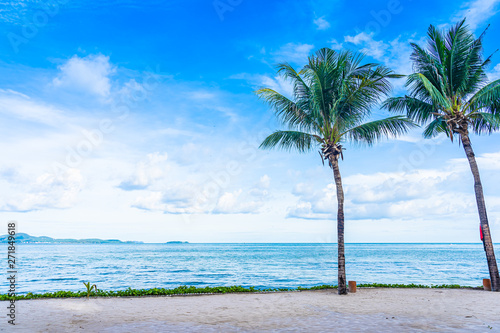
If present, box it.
[193,273,232,278]
[47,277,79,281]
[273,279,294,283]
[178,282,208,286]
[168,269,192,273]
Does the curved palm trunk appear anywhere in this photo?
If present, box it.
[461,133,500,292]
[330,157,347,295]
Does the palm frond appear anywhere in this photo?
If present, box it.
[259,131,320,152]
[446,18,475,95]
[258,47,407,156]
[411,73,452,109]
[255,88,317,132]
[383,96,437,123]
[276,62,310,100]
[386,18,500,140]
[450,20,488,96]
[344,116,417,145]
[466,79,500,114]
[469,112,500,134]
[422,118,449,138]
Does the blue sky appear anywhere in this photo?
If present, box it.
[1,0,500,243]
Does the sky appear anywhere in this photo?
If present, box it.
[0,0,500,243]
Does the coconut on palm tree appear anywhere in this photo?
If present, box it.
[257,48,416,294]
[383,19,500,291]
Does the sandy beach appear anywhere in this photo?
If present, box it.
[3,288,499,332]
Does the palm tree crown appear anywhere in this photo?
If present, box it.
[257,47,415,294]
[383,18,500,140]
[258,48,415,160]
[383,18,500,291]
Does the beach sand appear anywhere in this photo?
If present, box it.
[3,288,500,332]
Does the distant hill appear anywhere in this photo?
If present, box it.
[166,241,189,244]
[0,233,143,244]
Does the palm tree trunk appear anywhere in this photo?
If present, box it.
[331,157,347,295]
[460,133,500,292]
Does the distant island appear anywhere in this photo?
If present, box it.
[0,233,143,244]
[166,241,189,244]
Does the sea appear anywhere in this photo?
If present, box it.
[2,243,497,294]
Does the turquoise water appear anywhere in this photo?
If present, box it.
[2,243,497,294]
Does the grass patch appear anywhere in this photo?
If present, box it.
[0,283,481,301]
[356,283,479,289]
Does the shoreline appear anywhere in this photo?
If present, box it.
[6,288,499,332]
[1,283,486,301]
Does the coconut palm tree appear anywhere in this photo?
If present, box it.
[257,48,416,294]
[383,19,500,291]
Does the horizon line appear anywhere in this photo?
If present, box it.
[109,242,497,244]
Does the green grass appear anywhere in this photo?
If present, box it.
[0,283,482,301]
[356,283,479,289]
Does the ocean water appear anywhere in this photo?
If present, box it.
[2,243,497,294]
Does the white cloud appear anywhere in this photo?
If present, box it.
[258,174,270,189]
[345,32,388,59]
[120,152,206,214]
[189,91,216,100]
[0,88,29,99]
[286,149,500,221]
[130,157,272,214]
[258,75,294,98]
[118,79,149,102]
[344,169,458,204]
[287,201,328,220]
[249,175,271,197]
[53,54,115,97]
[0,168,84,212]
[131,190,197,214]
[119,152,169,190]
[344,32,372,45]
[462,150,500,170]
[344,32,412,70]
[230,73,294,99]
[288,183,337,220]
[132,182,267,215]
[131,191,166,211]
[123,150,272,215]
[213,189,261,214]
[454,0,500,30]
[343,33,420,92]
[272,43,314,64]
[0,90,67,127]
[212,106,239,123]
[329,39,343,50]
[488,63,500,81]
[314,17,330,30]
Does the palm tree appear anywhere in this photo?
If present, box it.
[257,48,416,294]
[383,19,500,291]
